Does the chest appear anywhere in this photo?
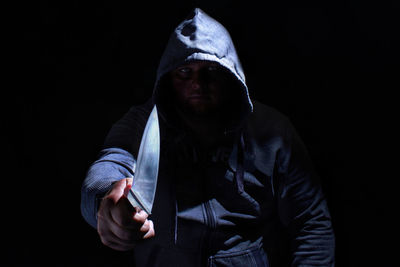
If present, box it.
[170,144,275,225]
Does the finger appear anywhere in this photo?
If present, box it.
[140,219,151,233]
[143,220,155,239]
[98,200,116,225]
[99,232,136,251]
[110,198,140,228]
[132,208,148,224]
[98,203,136,241]
[98,196,131,229]
[98,218,138,248]
[98,211,153,249]
[107,219,141,242]
[104,240,135,252]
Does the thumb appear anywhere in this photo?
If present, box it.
[107,178,130,204]
[123,177,133,197]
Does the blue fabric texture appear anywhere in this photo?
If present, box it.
[81,8,335,266]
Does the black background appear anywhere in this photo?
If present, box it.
[6,0,398,266]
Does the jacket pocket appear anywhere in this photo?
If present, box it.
[208,246,269,267]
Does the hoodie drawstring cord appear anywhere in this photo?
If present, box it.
[166,136,181,245]
[174,198,178,244]
[171,154,178,245]
[234,132,245,194]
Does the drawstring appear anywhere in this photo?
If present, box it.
[171,150,178,245]
[165,134,182,245]
[234,132,245,194]
[174,198,178,244]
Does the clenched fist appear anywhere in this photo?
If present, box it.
[97,178,155,251]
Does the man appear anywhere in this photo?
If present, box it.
[81,8,335,266]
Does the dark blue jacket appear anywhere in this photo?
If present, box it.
[81,8,335,266]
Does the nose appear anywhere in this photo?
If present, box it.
[191,79,201,92]
[191,72,206,92]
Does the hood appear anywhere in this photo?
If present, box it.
[153,8,253,131]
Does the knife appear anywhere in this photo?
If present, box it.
[127,105,160,215]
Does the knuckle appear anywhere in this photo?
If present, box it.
[149,228,155,236]
[97,228,104,237]
[140,219,151,232]
[133,211,148,223]
[100,237,111,247]
[140,225,149,233]
[143,221,155,239]
[126,177,133,185]
[143,229,155,239]
[97,224,108,237]
[141,211,149,219]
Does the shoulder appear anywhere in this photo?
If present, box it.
[103,99,154,153]
[119,99,154,126]
[246,100,292,141]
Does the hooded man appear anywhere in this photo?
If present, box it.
[81,8,335,266]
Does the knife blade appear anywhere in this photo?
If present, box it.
[127,105,160,215]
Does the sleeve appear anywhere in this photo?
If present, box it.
[80,103,150,229]
[80,147,136,228]
[276,119,335,266]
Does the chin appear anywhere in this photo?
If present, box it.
[178,99,221,117]
[188,105,219,117]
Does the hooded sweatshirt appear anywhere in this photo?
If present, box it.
[81,8,335,266]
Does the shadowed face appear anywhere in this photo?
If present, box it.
[170,60,229,117]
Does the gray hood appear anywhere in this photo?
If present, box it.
[153,8,253,129]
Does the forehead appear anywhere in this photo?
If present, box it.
[176,60,219,70]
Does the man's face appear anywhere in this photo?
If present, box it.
[170,60,228,117]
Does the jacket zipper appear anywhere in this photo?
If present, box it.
[203,200,216,266]
[204,200,216,229]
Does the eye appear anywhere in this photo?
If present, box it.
[207,65,218,72]
[178,67,191,74]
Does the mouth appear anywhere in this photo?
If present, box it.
[188,95,210,100]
